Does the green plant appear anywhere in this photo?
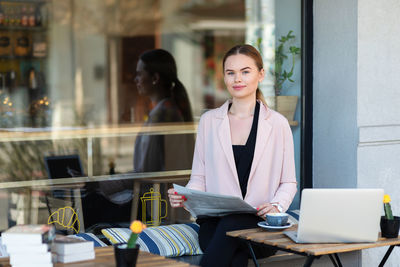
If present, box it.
[384,194,394,220]
[273,31,301,96]
[127,220,146,248]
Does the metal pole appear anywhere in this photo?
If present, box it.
[247,241,259,267]
[378,245,395,267]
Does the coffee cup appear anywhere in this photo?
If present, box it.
[266,213,289,226]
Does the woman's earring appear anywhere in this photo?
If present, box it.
[152,81,156,85]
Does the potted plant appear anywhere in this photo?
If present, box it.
[269,30,301,122]
[380,194,400,238]
[114,220,147,267]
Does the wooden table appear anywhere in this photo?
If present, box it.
[0,246,197,267]
[227,225,400,267]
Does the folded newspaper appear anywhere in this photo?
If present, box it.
[173,184,257,218]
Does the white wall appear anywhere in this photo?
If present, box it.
[313,0,359,265]
[313,0,358,188]
[357,0,400,265]
[314,0,400,266]
[49,0,107,127]
[73,33,107,125]
[48,23,76,126]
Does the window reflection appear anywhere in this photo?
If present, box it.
[133,49,194,173]
[0,0,302,230]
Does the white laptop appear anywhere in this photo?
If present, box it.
[285,188,383,243]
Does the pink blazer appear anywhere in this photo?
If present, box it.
[186,100,297,212]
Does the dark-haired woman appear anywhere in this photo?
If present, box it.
[168,44,297,267]
[133,49,195,223]
[133,49,194,172]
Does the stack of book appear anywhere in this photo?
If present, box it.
[51,236,94,263]
[1,224,55,267]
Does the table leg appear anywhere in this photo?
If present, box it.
[130,181,141,221]
[378,245,395,267]
[24,188,32,224]
[328,254,339,267]
[30,190,39,224]
[152,183,161,226]
[334,253,343,267]
[73,188,85,233]
[328,253,343,267]
[303,255,316,267]
[87,137,93,178]
[246,241,259,267]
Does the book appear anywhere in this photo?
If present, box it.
[13,264,53,267]
[55,250,95,263]
[51,236,94,255]
[173,184,257,218]
[1,225,55,245]
[9,251,52,265]
[5,243,49,253]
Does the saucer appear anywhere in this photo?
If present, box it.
[257,221,293,230]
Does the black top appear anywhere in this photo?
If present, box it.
[231,101,260,198]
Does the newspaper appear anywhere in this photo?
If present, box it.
[173,184,257,218]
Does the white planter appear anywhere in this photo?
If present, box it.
[266,96,298,122]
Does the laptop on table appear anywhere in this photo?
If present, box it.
[44,154,84,179]
[285,188,384,243]
[44,154,85,198]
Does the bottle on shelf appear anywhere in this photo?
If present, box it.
[3,5,9,26]
[35,5,42,26]
[0,5,5,26]
[32,33,46,58]
[0,72,6,93]
[0,32,12,57]
[28,68,38,91]
[109,159,116,175]
[28,5,35,27]
[14,32,31,57]
[8,6,15,26]
[14,5,21,26]
[7,70,16,93]
[21,5,28,27]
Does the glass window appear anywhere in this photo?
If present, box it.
[0,0,302,232]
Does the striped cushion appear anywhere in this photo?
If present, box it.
[101,223,203,257]
[287,209,300,223]
[68,233,107,247]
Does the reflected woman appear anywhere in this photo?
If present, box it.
[134,49,194,172]
[133,49,195,222]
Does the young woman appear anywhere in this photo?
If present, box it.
[168,44,297,267]
[134,49,194,172]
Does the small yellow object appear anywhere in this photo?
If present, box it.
[130,220,147,234]
[383,194,391,204]
[48,206,80,233]
[140,188,167,226]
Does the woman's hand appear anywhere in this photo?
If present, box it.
[256,203,280,218]
[168,188,187,208]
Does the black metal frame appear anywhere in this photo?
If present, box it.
[378,245,400,267]
[246,240,325,267]
[246,241,399,267]
[300,0,314,191]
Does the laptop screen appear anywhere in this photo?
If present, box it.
[44,155,84,179]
